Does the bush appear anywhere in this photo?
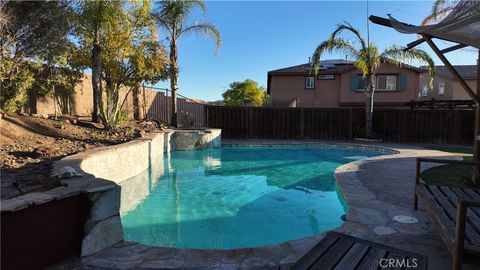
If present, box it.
[0,61,35,113]
[179,111,195,128]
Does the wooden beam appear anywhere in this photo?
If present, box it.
[405,39,426,51]
[476,51,480,164]
[369,15,417,28]
[441,44,468,54]
[422,35,480,165]
[369,15,469,51]
[368,15,392,27]
[421,34,479,103]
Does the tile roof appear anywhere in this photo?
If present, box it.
[268,59,426,75]
[268,59,355,75]
[435,65,477,80]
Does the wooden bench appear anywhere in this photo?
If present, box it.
[293,232,428,270]
[414,158,480,270]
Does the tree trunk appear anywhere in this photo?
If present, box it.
[364,76,375,138]
[142,83,147,120]
[91,42,101,123]
[474,50,480,185]
[133,85,140,121]
[169,40,178,127]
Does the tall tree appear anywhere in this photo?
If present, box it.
[76,0,167,129]
[0,0,80,114]
[222,79,265,107]
[311,22,435,138]
[152,0,221,127]
[76,0,124,122]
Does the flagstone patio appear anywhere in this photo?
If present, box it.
[50,141,477,270]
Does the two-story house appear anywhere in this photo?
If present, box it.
[267,59,424,108]
[418,65,477,101]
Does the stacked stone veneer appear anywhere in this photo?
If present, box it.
[0,129,221,257]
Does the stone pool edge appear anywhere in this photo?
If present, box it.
[75,141,408,270]
[1,129,221,258]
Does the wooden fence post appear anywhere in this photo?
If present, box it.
[248,107,254,138]
[348,108,354,139]
[204,106,209,128]
[300,108,305,139]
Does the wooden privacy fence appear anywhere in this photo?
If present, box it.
[142,86,205,128]
[205,106,475,145]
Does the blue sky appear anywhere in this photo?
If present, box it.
[152,0,478,101]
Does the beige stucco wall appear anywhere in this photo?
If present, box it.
[452,79,476,100]
[34,75,138,118]
[418,74,476,101]
[269,63,420,108]
[339,63,420,105]
[269,75,341,108]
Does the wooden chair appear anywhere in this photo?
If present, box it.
[293,231,428,270]
[414,158,480,270]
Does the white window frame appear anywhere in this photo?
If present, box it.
[318,74,335,80]
[438,81,445,96]
[376,75,397,91]
[305,76,315,89]
[421,85,428,97]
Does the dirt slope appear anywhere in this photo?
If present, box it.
[0,114,161,199]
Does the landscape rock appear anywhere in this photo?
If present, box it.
[0,198,29,212]
[17,192,54,205]
[82,215,124,256]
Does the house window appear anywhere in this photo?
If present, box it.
[305,76,315,89]
[376,75,397,91]
[318,74,335,80]
[421,85,428,97]
[438,81,445,95]
[356,76,366,90]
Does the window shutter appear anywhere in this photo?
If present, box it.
[357,76,365,90]
[398,73,407,91]
[349,75,357,92]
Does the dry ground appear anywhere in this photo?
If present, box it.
[0,114,163,199]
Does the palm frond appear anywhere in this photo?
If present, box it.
[330,21,367,51]
[421,5,455,25]
[432,0,452,19]
[181,22,222,52]
[381,45,435,88]
[181,0,206,15]
[152,0,209,37]
[356,45,381,76]
[310,38,359,75]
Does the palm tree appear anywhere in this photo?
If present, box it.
[311,22,435,138]
[76,0,125,123]
[422,0,456,25]
[152,0,221,127]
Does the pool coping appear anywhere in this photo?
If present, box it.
[58,140,460,270]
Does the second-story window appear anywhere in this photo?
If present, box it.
[377,75,397,91]
[438,81,445,95]
[421,85,428,97]
[305,76,315,89]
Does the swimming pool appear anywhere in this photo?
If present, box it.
[121,145,383,249]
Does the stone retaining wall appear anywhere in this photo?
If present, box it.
[1,129,221,259]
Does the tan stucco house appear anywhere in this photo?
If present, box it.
[418,65,477,101]
[267,59,424,108]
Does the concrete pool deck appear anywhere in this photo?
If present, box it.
[53,140,476,270]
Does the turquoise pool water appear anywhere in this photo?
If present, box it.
[121,146,382,249]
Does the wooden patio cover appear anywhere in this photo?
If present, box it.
[369,0,480,160]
